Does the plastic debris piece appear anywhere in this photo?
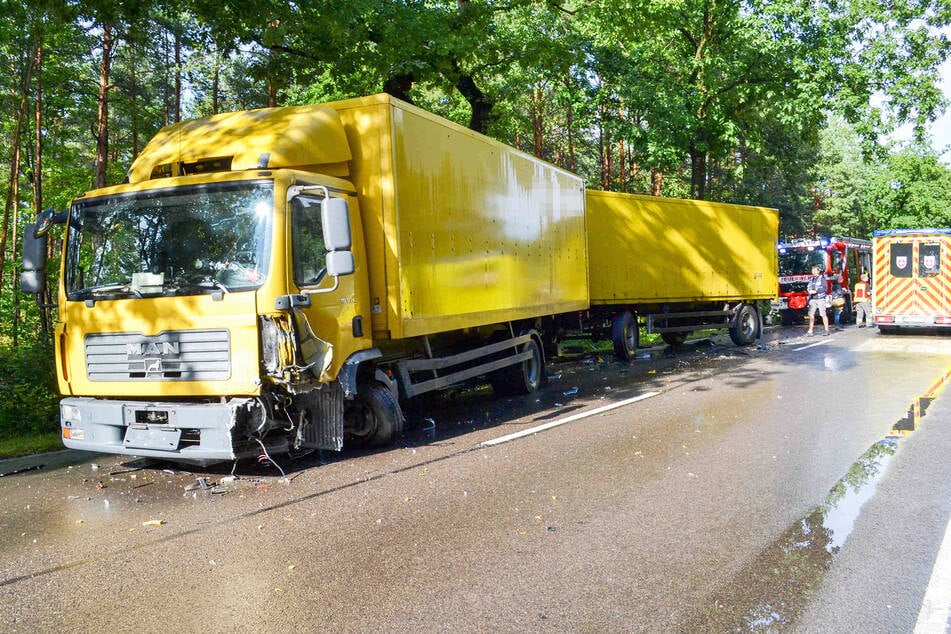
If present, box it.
[90,463,100,471]
[562,387,579,396]
[143,519,165,526]
[210,486,231,495]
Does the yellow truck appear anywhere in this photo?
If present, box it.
[21,94,776,464]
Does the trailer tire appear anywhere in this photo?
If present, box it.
[344,382,404,448]
[490,334,543,396]
[661,332,688,347]
[729,304,759,346]
[611,311,639,361]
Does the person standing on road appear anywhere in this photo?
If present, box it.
[806,265,830,336]
[853,272,871,327]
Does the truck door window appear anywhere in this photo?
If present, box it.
[890,242,914,278]
[920,243,941,277]
[291,195,329,287]
[829,249,843,274]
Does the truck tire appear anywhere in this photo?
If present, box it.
[729,304,759,346]
[490,335,544,396]
[611,311,639,361]
[344,382,404,448]
[661,332,688,347]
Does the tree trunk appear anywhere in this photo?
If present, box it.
[530,84,544,159]
[1,43,35,308]
[689,146,706,199]
[212,49,221,114]
[130,40,139,159]
[382,74,414,103]
[651,166,663,196]
[455,73,493,134]
[33,41,52,333]
[619,139,626,192]
[95,23,113,189]
[565,95,576,172]
[174,29,182,123]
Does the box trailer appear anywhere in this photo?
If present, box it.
[873,229,951,331]
[580,190,778,359]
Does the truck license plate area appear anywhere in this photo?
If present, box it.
[123,426,181,451]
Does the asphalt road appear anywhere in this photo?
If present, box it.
[2,325,950,632]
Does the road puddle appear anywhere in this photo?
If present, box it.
[680,366,951,632]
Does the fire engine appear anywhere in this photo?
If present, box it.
[873,228,951,331]
[774,237,872,325]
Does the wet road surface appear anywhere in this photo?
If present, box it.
[2,325,951,631]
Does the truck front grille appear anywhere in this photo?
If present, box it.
[85,330,231,381]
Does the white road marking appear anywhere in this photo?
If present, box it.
[793,338,833,352]
[915,515,951,633]
[480,392,660,447]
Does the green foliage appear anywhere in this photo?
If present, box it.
[0,340,60,443]
[865,147,951,229]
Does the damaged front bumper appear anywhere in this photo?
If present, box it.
[59,396,259,465]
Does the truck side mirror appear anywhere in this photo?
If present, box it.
[326,250,355,277]
[34,207,68,237]
[20,221,47,294]
[321,197,352,251]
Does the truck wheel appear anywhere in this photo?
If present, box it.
[611,311,639,361]
[661,332,688,347]
[490,335,543,396]
[344,382,404,448]
[729,304,759,346]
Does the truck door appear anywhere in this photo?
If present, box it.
[917,240,947,318]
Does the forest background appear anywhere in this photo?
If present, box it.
[2,0,951,455]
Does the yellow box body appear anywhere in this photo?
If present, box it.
[585,190,778,304]
[326,94,589,340]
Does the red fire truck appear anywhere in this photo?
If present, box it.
[873,229,951,331]
[774,237,872,325]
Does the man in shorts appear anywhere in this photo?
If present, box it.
[806,265,830,335]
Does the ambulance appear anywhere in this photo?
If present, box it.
[873,228,951,331]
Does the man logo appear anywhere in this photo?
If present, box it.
[127,341,180,358]
[924,255,937,271]
[896,256,908,269]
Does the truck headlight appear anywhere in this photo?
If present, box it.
[61,404,82,423]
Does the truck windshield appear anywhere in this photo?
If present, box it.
[64,181,273,300]
[778,249,827,276]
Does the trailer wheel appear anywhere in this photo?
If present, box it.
[490,335,544,396]
[729,304,759,346]
[611,311,639,361]
[344,382,404,448]
[661,332,688,347]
